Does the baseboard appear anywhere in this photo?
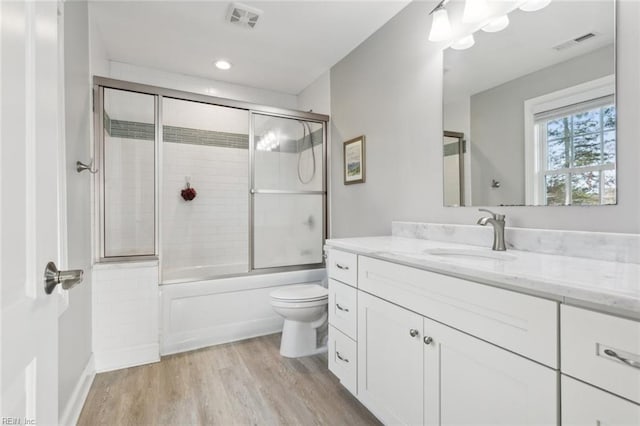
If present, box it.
[59,354,96,426]
[161,316,283,355]
[94,343,160,373]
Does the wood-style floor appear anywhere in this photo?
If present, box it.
[78,333,379,425]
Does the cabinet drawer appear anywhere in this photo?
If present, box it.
[328,279,357,340]
[327,249,357,286]
[561,305,640,404]
[562,375,640,425]
[358,256,558,368]
[328,326,357,395]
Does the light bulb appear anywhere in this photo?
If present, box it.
[428,7,452,42]
[519,0,552,12]
[451,34,476,50]
[463,0,490,24]
[482,15,510,33]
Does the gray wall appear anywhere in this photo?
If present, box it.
[59,0,93,414]
[330,0,639,236]
[470,46,614,206]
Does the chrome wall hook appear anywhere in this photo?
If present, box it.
[76,160,98,174]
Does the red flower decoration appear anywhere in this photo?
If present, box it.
[181,184,197,201]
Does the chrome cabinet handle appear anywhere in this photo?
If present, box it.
[409,329,419,338]
[424,336,433,345]
[336,351,349,363]
[335,263,349,270]
[604,349,640,369]
[336,303,349,312]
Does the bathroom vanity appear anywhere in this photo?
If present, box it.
[325,224,640,425]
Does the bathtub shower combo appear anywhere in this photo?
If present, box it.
[94,77,329,356]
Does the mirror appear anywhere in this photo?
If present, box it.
[443,0,616,207]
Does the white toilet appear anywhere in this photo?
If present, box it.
[270,283,328,358]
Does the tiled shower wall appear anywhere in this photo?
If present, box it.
[162,141,249,275]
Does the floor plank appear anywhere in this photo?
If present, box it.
[78,334,380,425]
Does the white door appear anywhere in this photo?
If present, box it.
[1,0,63,424]
[357,291,423,425]
[423,316,557,426]
[562,375,640,426]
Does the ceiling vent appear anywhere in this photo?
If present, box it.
[553,32,597,51]
[226,2,263,29]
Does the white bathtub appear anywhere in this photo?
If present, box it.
[159,267,326,355]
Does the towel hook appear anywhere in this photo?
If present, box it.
[76,160,98,174]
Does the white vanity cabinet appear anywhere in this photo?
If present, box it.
[326,250,359,395]
[561,305,640,425]
[357,290,557,426]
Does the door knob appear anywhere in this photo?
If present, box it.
[44,261,83,294]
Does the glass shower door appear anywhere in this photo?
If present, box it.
[252,113,325,269]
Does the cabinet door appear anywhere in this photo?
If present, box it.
[358,291,423,425]
[423,316,558,426]
[562,375,640,426]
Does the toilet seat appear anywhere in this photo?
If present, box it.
[270,284,328,303]
[271,298,327,309]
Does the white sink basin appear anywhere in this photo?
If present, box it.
[423,248,516,261]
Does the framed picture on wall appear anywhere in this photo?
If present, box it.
[343,135,366,185]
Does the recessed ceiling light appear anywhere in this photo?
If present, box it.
[215,60,232,70]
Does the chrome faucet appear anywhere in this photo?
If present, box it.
[477,208,506,251]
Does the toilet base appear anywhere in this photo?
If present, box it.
[279,318,328,358]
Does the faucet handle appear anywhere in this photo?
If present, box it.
[478,208,505,221]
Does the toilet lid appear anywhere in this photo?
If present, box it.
[270,284,328,302]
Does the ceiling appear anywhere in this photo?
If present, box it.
[90,0,411,95]
[444,0,615,103]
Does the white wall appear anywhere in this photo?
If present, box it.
[59,0,93,418]
[107,61,298,110]
[297,71,331,115]
[330,0,640,235]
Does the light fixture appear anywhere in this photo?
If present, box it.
[462,0,490,24]
[428,0,452,42]
[519,0,552,12]
[451,34,475,50]
[482,15,510,33]
[214,59,232,70]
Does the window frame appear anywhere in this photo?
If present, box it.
[523,75,616,205]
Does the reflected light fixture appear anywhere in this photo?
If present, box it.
[463,0,490,24]
[451,34,475,50]
[519,0,552,12]
[482,15,510,33]
[428,0,452,42]
[214,59,232,70]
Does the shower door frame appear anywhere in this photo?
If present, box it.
[93,77,329,281]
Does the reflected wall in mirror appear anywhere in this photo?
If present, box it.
[443,0,616,207]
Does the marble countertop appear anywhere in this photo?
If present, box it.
[325,236,640,320]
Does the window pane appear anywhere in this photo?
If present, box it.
[573,133,601,167]
[547,118,568,139]
[603,130,616,163]
[547,138,569,170]
[603,169,616,205]
[103,88,156,257]
[545,174,567,206]
[571,171,600,205]
[603,105,616,130]
[572,109,600,135]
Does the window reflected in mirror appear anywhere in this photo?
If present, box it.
[442,0,616,207]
